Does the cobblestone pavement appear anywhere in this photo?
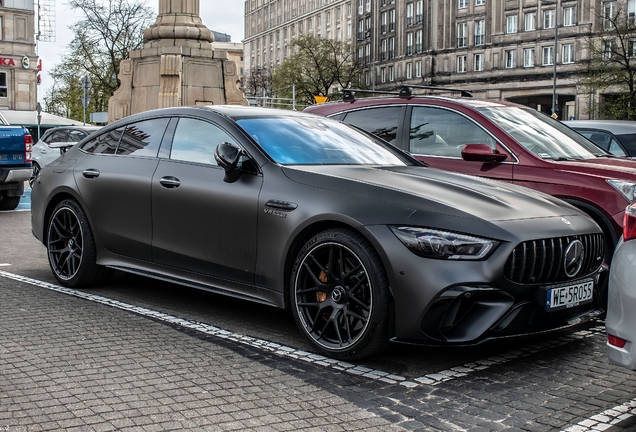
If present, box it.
[3,211,636,431]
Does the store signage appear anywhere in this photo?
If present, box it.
[0,58,17,67]
[22,56,29,69]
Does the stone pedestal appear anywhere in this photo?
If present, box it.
[108,0,247,123]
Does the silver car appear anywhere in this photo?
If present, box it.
[32,126,101,176]
[606,203,636,369]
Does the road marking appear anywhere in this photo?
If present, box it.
[0,263,11,266]
[563,398,636,431]
[0,269,605,389]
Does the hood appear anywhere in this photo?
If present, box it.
[556,157,636,178]
[283,165,582,223]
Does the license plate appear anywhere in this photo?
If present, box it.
[545,279,594,311]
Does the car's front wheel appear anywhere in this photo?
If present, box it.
[47,199,111,287]
[290,228,390,360]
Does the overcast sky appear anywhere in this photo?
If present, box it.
[36,0,245,102]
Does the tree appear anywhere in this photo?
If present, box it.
[44,0,155,120]
[241,67,274,106]
[579,4,636,119]
[271,35,365,107]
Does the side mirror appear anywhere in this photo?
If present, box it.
[214,142,243,183]
[461,144,508,163]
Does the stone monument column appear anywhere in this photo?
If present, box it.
[108,0,247,123]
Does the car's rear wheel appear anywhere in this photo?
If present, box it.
[47,199,111,287]
[290,228,390,360]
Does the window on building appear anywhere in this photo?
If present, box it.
[563,6,576,26]
[415,29,423,53]
[457,55,467,73]
[506,15,518,33]
[381,67,386,82]
[544,10,555,29]
[524,12,536,31]
[0,71,6,97]
[407,32,414,55]
[474,53,484,71]
[603,40,615,59]
[366,0,371,12]
[407,62,413,78]
[416,0,423,23]
[475,0,485,5]
[630,39,636,57]
[358,0,363,15]
[407,3,414,25]
[604,1,616,29]
[475,20,485,45]
[415,60,422,77]
[524,48,535,67]
[381,11,387,33]
[542,46,554,65]
[562,44,575,63]
[458,0,467,9]
[389,65,394,81]
[457,22,467,47]
[381,38,387,60]
[506,50,516,68]
[389,9,395,31]
[0,17,3,41]
[629,0,636,24]
[389,37,395,59]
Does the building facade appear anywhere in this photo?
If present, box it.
[244,0,354,71]
[0,0,38,112]
[244,0,636,119]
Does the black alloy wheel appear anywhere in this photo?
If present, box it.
[47,199,111,287]
[291,228,390,359]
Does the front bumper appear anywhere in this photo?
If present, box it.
[363,223,606,345]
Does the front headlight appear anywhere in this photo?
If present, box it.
[607,179,636,203]
[389,226,499,260]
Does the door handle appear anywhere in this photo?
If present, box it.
[159,176,181,188]
[82,168,100,179]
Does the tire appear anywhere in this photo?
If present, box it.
[29,162,40,187]
[290,228,390,360]
[46,199,112,287]
[0,193,20,211]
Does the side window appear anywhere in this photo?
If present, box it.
[170,118,236,165]
[48,130,68,143]
[580,131,612,151]
[342,106,402,144]
[81,127,124,154]
[68,130,87,142]
[409,107,496,157]
[608,139,627,157]
[116,118,169,157]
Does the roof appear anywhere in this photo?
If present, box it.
[563,120,636,135]
[0,110,85,128]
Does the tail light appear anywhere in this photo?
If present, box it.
[608,334,627,348]
[623,204,636,241]
[24,133,33,163]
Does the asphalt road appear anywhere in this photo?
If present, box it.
[2,209,636,431]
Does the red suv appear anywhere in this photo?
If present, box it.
[305,90,636,256]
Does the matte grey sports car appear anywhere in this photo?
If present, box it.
[31,106,606,359]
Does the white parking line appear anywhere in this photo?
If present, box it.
[0,269,605,389]
[563,398,636,431]
[0,263,11,266]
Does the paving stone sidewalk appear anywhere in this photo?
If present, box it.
[0,278,405,432]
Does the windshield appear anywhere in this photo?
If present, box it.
[236,116,412,166]
[476,106,610,160]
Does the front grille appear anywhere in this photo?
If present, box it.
[503,234,604,284]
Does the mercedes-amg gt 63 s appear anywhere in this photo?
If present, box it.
[31,106,606,359]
